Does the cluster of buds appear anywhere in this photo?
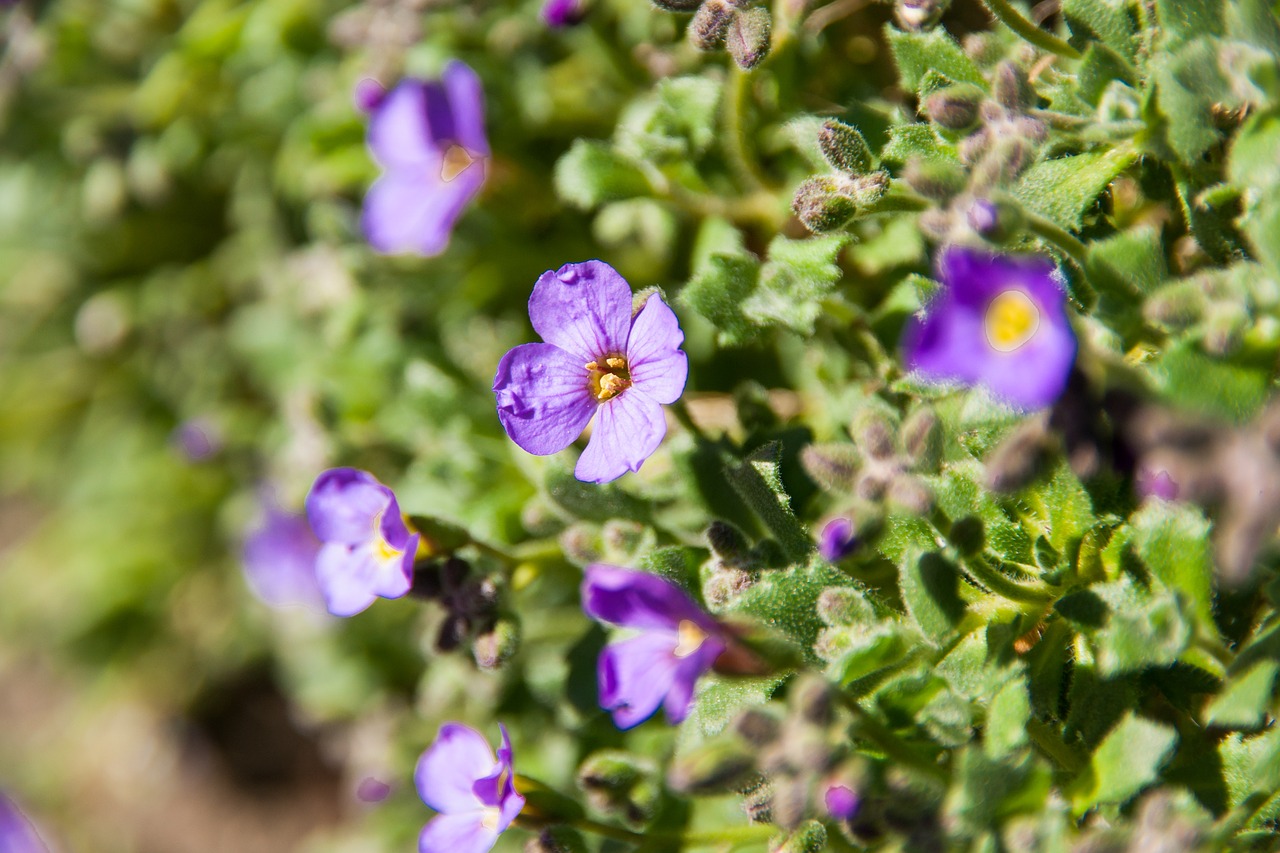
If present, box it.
[328,0,433,81]
[576,750,663,828]
[655,0,772,70]
[792,121,890,233]
[411,556,516,666]
[1143,265,1266,357]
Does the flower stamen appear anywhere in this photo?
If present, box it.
[587,353,631,402]
[985,289,1040,353]
[673,619,708,658]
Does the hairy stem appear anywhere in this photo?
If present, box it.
[724,67,772,192]
[981,0,1081,60]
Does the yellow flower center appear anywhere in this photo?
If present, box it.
[441,145,477,182]
[985,289,1040,353]
[372,511,404,562]
[585,354,631,402]
[673,619,708,658]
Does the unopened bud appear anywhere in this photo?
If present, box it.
[651,0,703,10]
[734,708,782,746]
[887,474,934,514]
[816,586,875,626]
[792,176,857,233]
[902,157,966,200]
[818,517,860,562]
[854,412,896,459]
[971,137,1035,188]
[703,566,754,606]
[436,613,470,652]
[947,515,985,555]
[1203,306,1248,355]
[668,738,757,794]
[525,827,588,853]
[846,170,889,208]
[602,519,648,558]
[823,783,861,820]
[958,128,992,165]
[800,443,860,492]
[690,0,736,49]
[744,780,774,823]
[923,83,984,130]
[963,32,1001,65]
[706,520,751,562]
[726,6,771,69]
[578,750,646,793]
[895,0,950,30]
[985,420,1056,493]
[901,407,943,471]
[1144,284,1207,330]
[791,674,837,724]
[818,120,873,175]
[993,61,1034,111]
[521,499,564,537]
[559,523,601,566]
[771,819,828,853]
[918,208,954,240]
[966,196,1024,243]
[472,617,520,669]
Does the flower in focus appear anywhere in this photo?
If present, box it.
[360,62,488,256]
[581,564,725,729]
[416,723,525,853]
[242,503,325,612]
[305,468,419,617]
[902,246,1076,410]
[541,0,585,26]
[818,517,859,563]
[0,793,49,853]
[493,260,688,484]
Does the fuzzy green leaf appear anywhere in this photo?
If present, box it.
[901,550,967,645]
[1072,712,1177,811]
[1062,0,1138,61]
[1129,500,1216,630]
[554,140,652,210]
[742,234,849,336]
[1013,148,1135,231]
[1205,661,1279,729]
[679,253,763,347]
[886,26,985,93]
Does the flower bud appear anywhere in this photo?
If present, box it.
[985,420,1056,493]
[818,120,873,175]
[525,828,588,853]
[727,6,771,69]
[900,406,943,471]
[472,617,521,669]
[923,83,984,130]
[854,412,896,459]
[1202,305,1248,356]
[963,32,1001,65]
[602,519,648,558]
[993,61,1034,112]
[734,707,782,746]
[436,613,470,652]
[690,0,736,49]
[800,443,860,493]
[902,157,966,200]
[1144,284,1207,330]
[771,820,828,853]
[970,137,1035,188]
[887,474,934,514]
[706,520,751,562]
[816,586,875,626]
[559,523,601,566]
[966,196,1024,243]
[818,517,860,562]
[791,674,837,724]
[521,498,564,537]
[578,750,648,794]
[792,176,857,233]
[668,738,758,794]
[846,170,889,208]
[651,0,703,10]
[895,0,950,30]
[823,783,861,820]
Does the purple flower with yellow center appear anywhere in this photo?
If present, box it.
[581,564,726,729]
[0,793,49,853]
[902,246,1076,411]
[416,723,525,853]
[360,62,488,256]
[242,503,325,612]
[305,468,419,617]
[493,261,688,484]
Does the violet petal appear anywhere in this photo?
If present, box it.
[662,638,725,724]
[493,342,598,455]
[528,261,633,363]
[362,165,485,257]
[418,812,499,853]
[580,564,711,631]
[415,723,497,813]
[242,507,325,611]
[367,81,439,170]
[441,61,489,156]
[598,632,682,729]
[574,387,667,483]
[306,468,390,545]
[626,294,688,405]
[314,542,380,617]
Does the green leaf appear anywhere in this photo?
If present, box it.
[682,674,787,741]
[1088,226,1167,297]
[617,75,722,163]
[886,26,985,93]
[1076,44,1138,105]
[1222,727,1280,814]
[947,748,1051,831]
[679,253,763,347]
[1129,500,1216,630]
[554,140,652,210]
[1062,0,1138,61]
[1230,110,1280,280]
[723,442,812,563]
[742,234,849,336]
[1205,661,1279,729]
[1071,712,1178,812]
[985,677,1031,758]
[1155,0,1225,50]
[879,124,956,166]
[1019,462,1095,558]
[1013,148,1136,231]
[901,550,968,645]
[726,555,853,660]
[1149,341,1271,424]
[545,469,653,523]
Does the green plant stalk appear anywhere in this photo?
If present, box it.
[723,67,772,193]
[1024,210,1089,270]
[840,694,950,782]
[981,0,1081,60]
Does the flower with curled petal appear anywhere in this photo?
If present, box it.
[305,468,419,616]
[493,260,688,484]
[416,723,525,853]
[242,501,325,612]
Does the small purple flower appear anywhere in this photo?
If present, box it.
[356,777,392,803]
[416,723,525,853]
[823,784,860,821]
[361,62,488,256]
[305,468,419,617]
[171,418,221,461]
[581,565,726,729]
[242,503,326,612]
[541,0,585,27]
[1137,466,1180,502]
[902,246,1076,411]
[493,261,689,484]
[818,517,859,562]
[0,793,49,853]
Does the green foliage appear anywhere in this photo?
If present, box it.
[1071,713,1178,812]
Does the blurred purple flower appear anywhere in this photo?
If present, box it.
[0,793,49,853]
[242,504,325,612]
[305,468,419,617]
[541,0,585,27]
[416,723,525,853]
[902,246,1076,411]
[1137,467,1179,502]
[360,62,488,256]
[581,565,725,729]
[818,517,859,562]
[823,784,860,820]
[356,777,392,803]
[171,418,222,461]
[493,261,688,484]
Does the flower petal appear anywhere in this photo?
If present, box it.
[626,294,688,405]
[494,343,597,455]
[367,81,440,170]
[936,245,1060,311]
[370,535,417,599]
[416,723,498,813]
[0,793,49,853]
[361,166,484,257]
[574,387,666,483]
[418,812,500,853]
[306,468,390,546]
[663,637,725,724]
[242,507,325,611]
[315,543,379,617]
[580,564,711,631]
[528,261,633,363]
[598,632,681,730]
[442,61,489,156]
[965,309,1076,410]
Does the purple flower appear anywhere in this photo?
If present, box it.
[493,261,688,484]
[305,468,419,617]
[242,503,325,612]
[0,794,49,853]
[581,565,726,729]
[541,0,585,27]
[818,517,859,562]
[416,723,525,853]
[361,62,488,256]
[356,777,392,803]
[902,246,1076,411]
[823,784,860,820]
[1137,466,1180,501]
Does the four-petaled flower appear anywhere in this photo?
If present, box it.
[493,260,688,484]
[0,793,49,853]
[581,564,726,729]
[902,246,1076,411]
[242,502,325,612]
[306,468,419,617]
[360,62,488,257]
[416,723,525,853]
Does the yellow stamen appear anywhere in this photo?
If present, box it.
[371,510,404,562]
[587,353,631,402]
[584,361,599,371]
[441,145,476,182]
[985,289,1041,353]
[605,357,626,369]
[674,619,708,658]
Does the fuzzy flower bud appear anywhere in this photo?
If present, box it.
[846,170,890,208]
[967,196,1025,243]
[853,412,896,460]
[970,137,1036,188]
[895,0,950,30]
[772,819,828,853]
[726,6,771,69]
[923,83,984,130]
[887,474,934,514]
[818,120,873,176]
[651,0,703,10]
[472,617,521,669]
[993,61,1034,112]
[800,443,860,493]
[706,520,751,562]
[690,0,736,50]
[668,738,758,794]
[902,157,966,200]
[525,827,588,853]
[816,587,875,626]
[900,406,943,471]
[818,517,860,562]
[985,420,1057,493]
[792,176,857,233]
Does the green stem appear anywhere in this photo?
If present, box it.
[571,818,648,845]
[1024,210,1089,270]
[963,553,1056,606]
[981,0,1081,60]
[840,695,950,782]
[723,67,771,193]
